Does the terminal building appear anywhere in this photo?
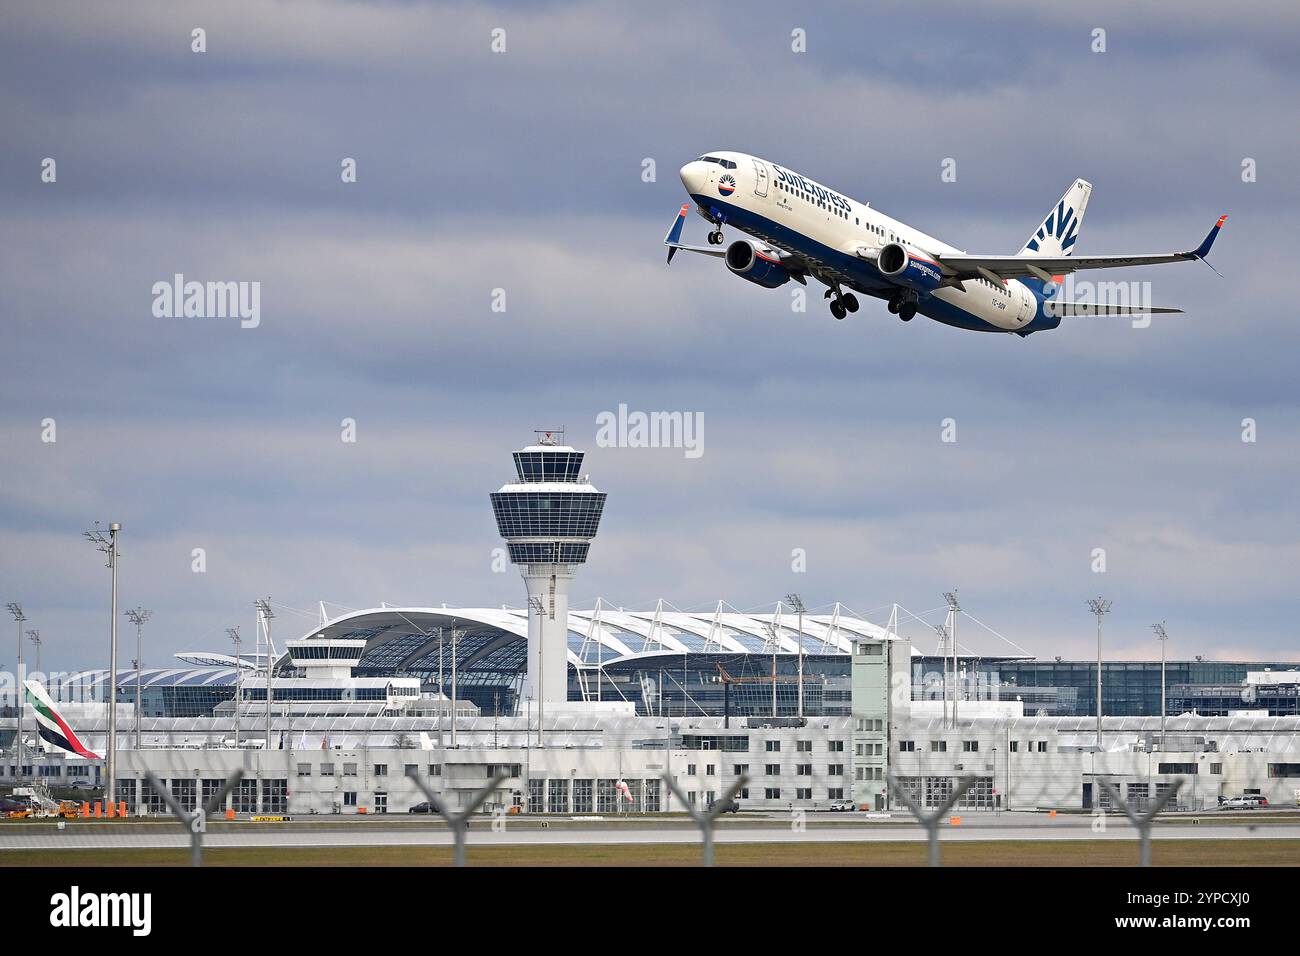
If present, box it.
[31,606,1300,723]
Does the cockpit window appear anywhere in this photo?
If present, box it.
[698,155,737,169]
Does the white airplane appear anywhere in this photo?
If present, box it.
[665,151,1225,335]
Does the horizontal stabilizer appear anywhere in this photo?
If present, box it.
[1045,302,1183,317]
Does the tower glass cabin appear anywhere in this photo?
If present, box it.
[490,431,606,707]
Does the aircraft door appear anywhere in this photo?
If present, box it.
[1016,283,1034,325]
[752,159,769,198]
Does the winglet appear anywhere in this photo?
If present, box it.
[1191,214,1227,261]
[665,203,690,263]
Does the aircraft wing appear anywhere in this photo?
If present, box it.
[933,216,1226,281]
[664,203,726,263]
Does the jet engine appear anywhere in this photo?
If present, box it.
[877,242,945,294]
[725,239,791,289]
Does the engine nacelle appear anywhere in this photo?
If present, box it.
[725,239,790,289]
[877,242,944,294]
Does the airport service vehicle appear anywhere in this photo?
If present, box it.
[1220,795,1268,810]
[666,151,1225,334]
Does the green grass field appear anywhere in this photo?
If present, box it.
[3,839,1298,867]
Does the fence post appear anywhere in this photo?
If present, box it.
[888,774,975,867]
[662,773,749,867]
[144,769,243,867]
[1097,778,1183,867]
[407,769,506,867]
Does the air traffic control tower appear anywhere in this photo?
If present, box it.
[490,430,606,707]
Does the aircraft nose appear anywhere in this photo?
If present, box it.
[679,160,707,195]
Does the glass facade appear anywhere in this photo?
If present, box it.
[512,450,584,482]
[913,657,1300,718]
[507,542,590,564]
[490,491,606,538]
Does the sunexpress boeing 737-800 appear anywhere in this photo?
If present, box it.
[665,151,1226,335]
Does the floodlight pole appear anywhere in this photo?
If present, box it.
[1152,622,1169,741]
[256,599,275,751]
[125,608,152,750]
[5,603,26,782]
[1088,598,1112,750]
[26,630,41,676]
[227,627,242,749]
[786,594,806,718]
[450,618,459,748]
[83,521,122,802]
[944,591,960,729]
[109,524,119,803]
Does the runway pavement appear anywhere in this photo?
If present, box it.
[4,813,1300,851]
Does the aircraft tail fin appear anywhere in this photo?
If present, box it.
[23,679,102,759]
[1019,179,1092,257]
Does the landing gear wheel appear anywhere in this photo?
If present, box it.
[887,297,900,315]
[707,230,724,245]
[899,301,917,322]
[830,300,847,320]
[843,293,859,313]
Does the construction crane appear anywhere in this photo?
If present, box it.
[713,661,805,728]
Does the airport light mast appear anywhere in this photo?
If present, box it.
[1087,597,1112,750]
[1152,622,1169,740]
[255,599,275,750]
[26,630,41,676]
[84,521,122,804]
[6,602,26,782]
[785,593,806,718]
[227,627,242,749]
[125,607,152,749]
[943,590,960,727]
[491,430,606,717]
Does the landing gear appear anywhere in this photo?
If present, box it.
[707,230,724,245]
[824,285,858,319]
[889,292,918,321]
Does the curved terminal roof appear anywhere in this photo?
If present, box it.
[289,603,901,677]
[57,604,904,699]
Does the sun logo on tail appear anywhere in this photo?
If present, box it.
[717,174,736,197]
[1025,201,1079,254]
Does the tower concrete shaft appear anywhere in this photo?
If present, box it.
[524,566,574,705]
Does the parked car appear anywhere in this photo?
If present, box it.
[1220,795,1268,810]
[408,802,435,814]
[828,799,857,812]
[711,799,740,814]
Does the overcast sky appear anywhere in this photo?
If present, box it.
[1,0,1297,672]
